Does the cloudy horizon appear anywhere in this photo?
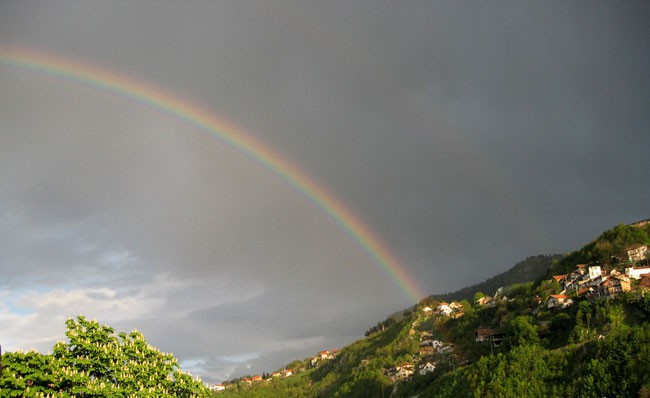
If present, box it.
[1,1,649,383]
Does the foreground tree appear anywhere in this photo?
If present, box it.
[1,316,210,397]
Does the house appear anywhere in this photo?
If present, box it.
[210,384,226,392]
[547,294,573,309]
[251,375,262,382]
[387,363,415,383]
[586,274,608,288]
[283,369,293,377]
[242,377,252,385]
[638,274,650,289]
[564,270,587,292]
[419,362,436,375]
[626,244,648,262]
[271,372,282,378]
[475,327,496,343]
[598,275,631,298]
[437,302,453,317]
[588,265,603,279]
[422,306,433,313]
[551,275,567,285]
[476,295,492,306]
[437,343,454,354]
[626,266,650,280]
[395,363,414,380]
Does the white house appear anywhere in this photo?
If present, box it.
[396,363,414,380]
[419,362,436,375]
[627,244,648,262]
[437,302,453,317]
[210,384,226,392]
[588,265,603,279]
[626,266,650,280]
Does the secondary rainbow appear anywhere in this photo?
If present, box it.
[0,47,426,303]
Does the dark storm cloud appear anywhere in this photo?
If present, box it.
[1,0,649,382]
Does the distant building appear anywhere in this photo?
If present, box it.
[588,266,603,279]
[626,245,648,262]
[437,302,453,317]
[419,362,436,375]
[638,274,650,289]
[547,294,573,309]
[626,266,650,280]
[475,327,496,343]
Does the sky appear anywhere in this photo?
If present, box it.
[1,0,649,384]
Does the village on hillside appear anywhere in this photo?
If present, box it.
[209,242,650,392]
[209,349,341,392]
[547,244,649,310]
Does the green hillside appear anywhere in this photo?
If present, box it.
[215,221,650,397]
[549,221,650,276]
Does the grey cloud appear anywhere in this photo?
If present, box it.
[1,0,649,382]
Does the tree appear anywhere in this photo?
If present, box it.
[508,316,540,347]
[53,316,210,397]
[2,316,210,397]
[0,350,60,396]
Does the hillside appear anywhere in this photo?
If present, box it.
[213,221,650,397]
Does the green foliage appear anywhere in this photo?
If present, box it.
[0,316,210,397]
[550,223,650,275]
[507,316,540,347]
[0,350,60,396]
[473,292,485,303]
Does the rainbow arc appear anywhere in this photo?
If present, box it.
[0,46,426,303]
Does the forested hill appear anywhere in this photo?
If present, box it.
[215,221,650,397]
[431,254,561,303]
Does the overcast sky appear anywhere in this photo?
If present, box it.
[1,1,649,384]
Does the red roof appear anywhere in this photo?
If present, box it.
[476,327,496,336]
[549,294,568,299]
[552,275,566,282]
[639,274,650,288]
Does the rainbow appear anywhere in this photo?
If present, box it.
[0,47,426,303]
